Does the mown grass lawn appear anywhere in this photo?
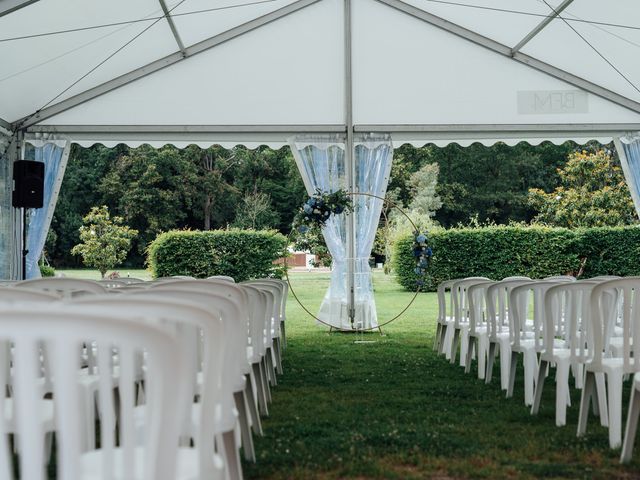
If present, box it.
[244,271,640,479]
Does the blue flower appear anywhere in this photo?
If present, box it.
[303,204,312,214]
[426,247,433,256]
[298,225,309,234]
[416,234,426,243]
[414,267,422,274]
[308,198,317,206]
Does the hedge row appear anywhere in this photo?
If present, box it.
[393,225,640,291]
[147,229,287,281]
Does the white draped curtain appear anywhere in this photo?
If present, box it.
[616,133,640,220]
[290,134,393,330]
[23,137,71,279]
[0,133,15,279]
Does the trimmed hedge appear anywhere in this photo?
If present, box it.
[393,225,640,291]
[147,229,287,281]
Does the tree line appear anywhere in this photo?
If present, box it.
[46,141,636,268]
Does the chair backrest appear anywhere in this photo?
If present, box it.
[486,279,532,340]
[241,285,270,359]
[98,279,129,288]
[467,281,495,335]
[207,276,235,283]
[510,281,566,350]
[246,278,287,326]
[543,275,576,282]
[14,278,107,297]
[0,306,186,480]
[590,277,640,372]
[243,281,281,339]
[451,277,490,328]
[436,279,460,326]
[0,287,60,302]
[543,280,601,362]
[68,296,223,469]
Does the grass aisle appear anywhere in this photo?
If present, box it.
[244,272,640,479]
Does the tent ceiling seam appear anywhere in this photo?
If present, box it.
[13,0,322,130]
[159,0,187,56]
[375,0,640,115]
[510,0,573,55]
[0,0,39,18]
[354,123,640,133]
[25,124,347,134]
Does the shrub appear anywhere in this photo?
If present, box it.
[392,225,640,291]
[147,229,287,281]
[39,263,55,277]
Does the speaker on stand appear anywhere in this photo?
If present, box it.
[12,160,45,280]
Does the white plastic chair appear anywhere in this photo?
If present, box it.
[244,281,283,377]
[434,279,458,356]
[450,277,490,367]
[0,306,188,480]
[532,281,608,426]
[465,281,495,379]
[68,296,226,478]
[578,277,640,449]
[485,277,532,389]
[508,281,562,406]
[208,276,236,283]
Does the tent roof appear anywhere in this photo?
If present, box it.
[2,0,640,147]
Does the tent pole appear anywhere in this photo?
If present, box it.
[344,0,356,327]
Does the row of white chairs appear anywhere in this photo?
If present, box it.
[434,275,640,462]
[0,274,288,480]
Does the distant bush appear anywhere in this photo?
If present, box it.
[147,229,287,281]
[392,225,640,291]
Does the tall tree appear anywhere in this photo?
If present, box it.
[528,148,637,228]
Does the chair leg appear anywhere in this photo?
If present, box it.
[266,347,277,386]
[459,331,469,368]
[260,358,272,404]
[523,349,537,406]
[621,385,640,463]
[500,342,511,391]
[234,391,255,462]
[245,373,263,436]
[608,372,624,449]
[507,351,519,398]
[595,372,609,427]
[273,337,283,375]
[280,320,286,349]
[221,429,243,480]
[531,359,548,416]
[578,370,596,437]
[485,342,496,384]
[555,361,571,427]
[434,323,442,351]
[464,336,475,374]
[252,362,269,416]
[450,328,460,365]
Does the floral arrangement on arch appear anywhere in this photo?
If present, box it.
[413,231,433,287]
[295,189,353,232]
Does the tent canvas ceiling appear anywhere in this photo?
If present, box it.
[1,0,640,147]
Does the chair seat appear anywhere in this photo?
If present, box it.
[81,446,223,480]
[133,401,239,436]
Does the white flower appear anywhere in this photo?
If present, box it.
[313,209,320,214]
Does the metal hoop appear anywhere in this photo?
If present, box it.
[284,192,423,332]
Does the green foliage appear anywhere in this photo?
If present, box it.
[39,263,55,277]
[147,229,287,281]
[529,149,637,227]
[390,142,575,227]
[393,225,640,291]
[71,206,138,278]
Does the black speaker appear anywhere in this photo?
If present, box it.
[12,160,44,209]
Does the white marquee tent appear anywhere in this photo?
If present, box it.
[1,0,640,327]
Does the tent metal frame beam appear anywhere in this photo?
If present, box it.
[375,0,640,115]
[0,117,12,131]
[511,0,573,55]
[14,0,322,129]
[355,123,640,133]
[26,124,346,134]
[0,0,39,18]
[158,0,186,56]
